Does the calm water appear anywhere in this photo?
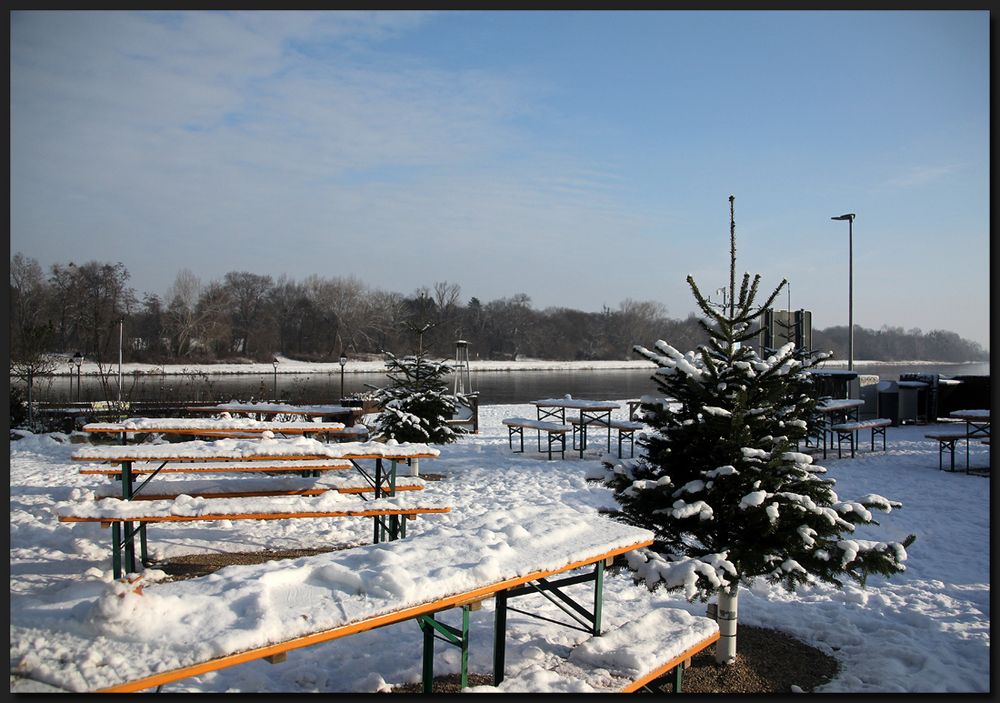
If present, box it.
[28,362,990,406]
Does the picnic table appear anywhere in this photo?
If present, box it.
[949,409,991,470]
[11,508,685,694]
[531,396,621,458]
[813,398,865,458]
[69,437,440,577]
[83,417,368,443]
[186,402,364,423]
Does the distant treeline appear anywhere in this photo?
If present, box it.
[9,254,989,367]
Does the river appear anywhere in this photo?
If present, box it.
[27,361,990,406]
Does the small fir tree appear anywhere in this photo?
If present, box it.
[605,196,915,663]
[372,350,464,444]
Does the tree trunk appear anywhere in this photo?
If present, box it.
[715,585,739,664]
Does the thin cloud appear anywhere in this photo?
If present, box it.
[886,163,962,188]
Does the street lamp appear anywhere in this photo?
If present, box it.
[830,213,856,371]
[272,358,279,400]
[338,351,347,401]
[72,352,84,401]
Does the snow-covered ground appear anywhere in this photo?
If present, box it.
[9,403,990,693]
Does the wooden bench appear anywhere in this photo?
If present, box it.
[609,419,644,458]
[566,418,645,458]
[467,607,719,692]
[502,418,572,460]
[13,509,655,694]
[80,459,355,477]
[925,431,972,472]
[829,418,892,458]
[57,492,450,578]
[90,474,426,500]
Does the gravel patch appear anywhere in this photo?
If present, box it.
[390,625,837,693]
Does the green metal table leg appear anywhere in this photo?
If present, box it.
[493,590,508,685]
[111,523,122,580]
[592,559,605,635]
[418,607,472,693]
[140,524,149,566]
[421,615,435,693]
[121,460,136,574]
[389,459,398,539]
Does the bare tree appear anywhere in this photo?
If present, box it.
[222,271,274,357]
[304,275,369,355]
[10,254,57,427]
[163,269,204,357]
[195,282,235,358]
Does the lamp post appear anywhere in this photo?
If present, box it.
[339,351,347,401]
[272,358,279,400]
[830,213,856,371]
[72,352,83,401]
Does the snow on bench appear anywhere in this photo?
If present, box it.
[57,491,451,578]
[466,607,719,693]
[609,420,645,459]
[502,418,573,460]
[829,418,893,458]
[925,431,974,473]
[56,491,449,524]
[566,418,646,459]
[91,474,426,500]
[12,508,654,693]
[80,459,355,476]
[71,437,440,463]
[83,417,358,434]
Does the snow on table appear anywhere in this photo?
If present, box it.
[90,474,426,499]
[72,437,440,462]
[56,490,448,520]
[949,409,989,419]
[190,402,363,415]
[10,507,654,693]
[83,417,353,433]
[531,396,621,410]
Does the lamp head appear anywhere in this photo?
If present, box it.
[72,352,83,367]
[831,213,855,221]
[272,358,279,369]
[339,353,347,367]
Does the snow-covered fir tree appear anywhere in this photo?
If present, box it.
[372,350,464,444]
[605,196,915,664]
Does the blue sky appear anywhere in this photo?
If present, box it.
[10,10,990,349]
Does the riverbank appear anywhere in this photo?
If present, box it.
[37,355,991,377]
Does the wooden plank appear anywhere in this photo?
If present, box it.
[61,506,451,525]
[619,631,721,692]
[95,539,652,693]
[80,462,353,475]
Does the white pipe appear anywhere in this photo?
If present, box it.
[715,587,739,664]
[118,320,123,405]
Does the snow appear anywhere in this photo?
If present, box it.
[531,396,621,410]
[9,403,991,693]
[71,437,440,461]
[85,418,350,432]
[951,409,990,419]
